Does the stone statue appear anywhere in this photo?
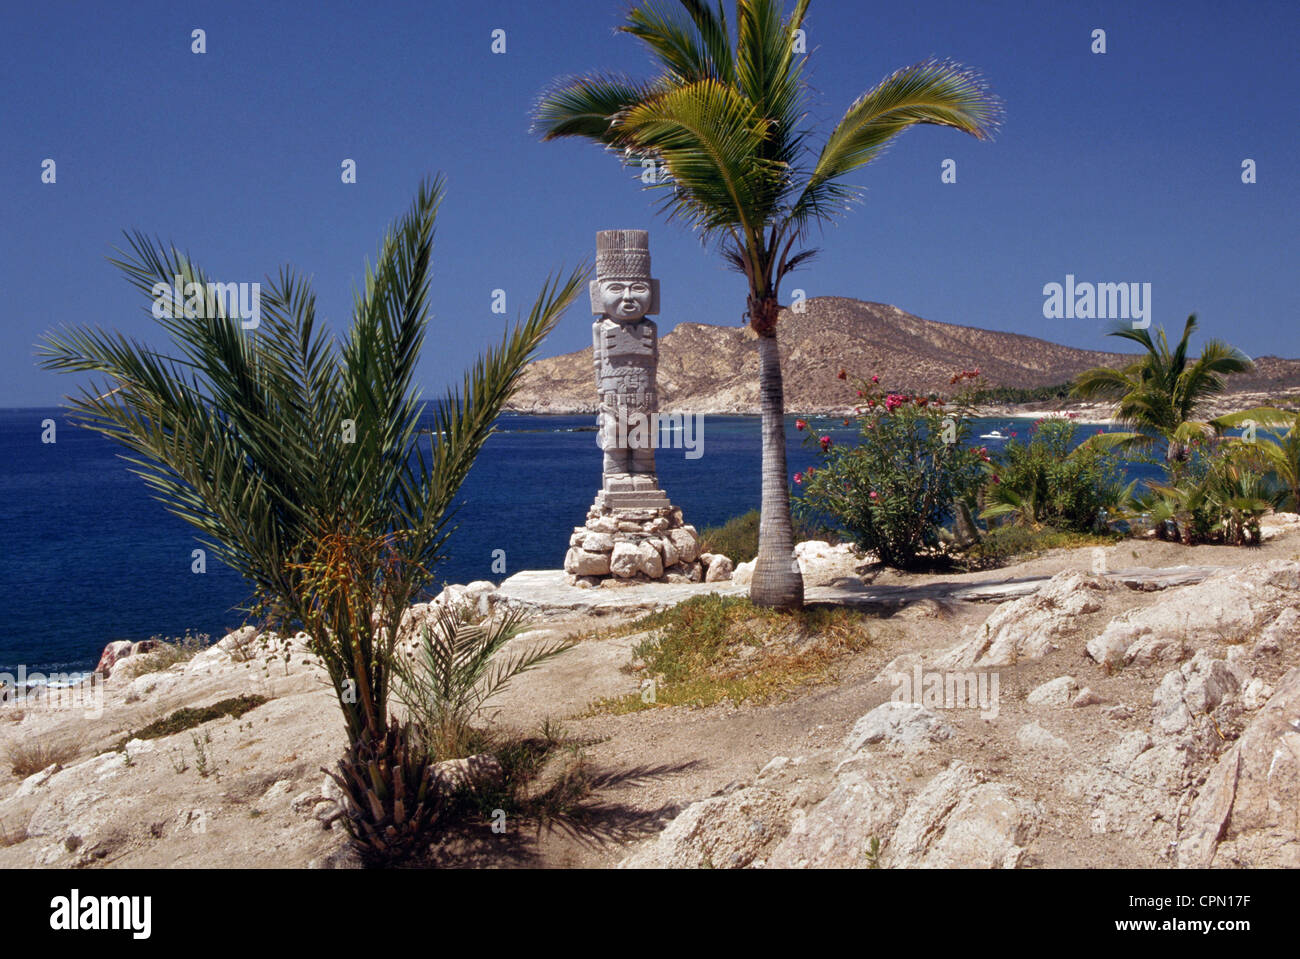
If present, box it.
[590,230,666,506]
[563,229,714,587]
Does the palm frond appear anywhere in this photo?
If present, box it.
[735,0,809,167]
[1211,406,1295,431]
[619,77,780,238]
[792,58,1001,229]
[623,0,734,84]
[533,74,668,143]
[1070,366,1134,401]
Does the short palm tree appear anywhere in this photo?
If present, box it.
[1139,448,1281,545]
[534,0,1000,607]
[1071,315,1253,482]
[1213,406,1300,511]
[37,177,588,860]
[392,601,572,762]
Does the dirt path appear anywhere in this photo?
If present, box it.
[437,525,1300,867]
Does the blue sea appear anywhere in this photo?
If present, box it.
[0,408,1159,674]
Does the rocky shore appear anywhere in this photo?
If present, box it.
[2,519,1298,868]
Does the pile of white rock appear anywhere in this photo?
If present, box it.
[564,503,733,587]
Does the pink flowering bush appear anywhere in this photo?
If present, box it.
[795,372,988,568]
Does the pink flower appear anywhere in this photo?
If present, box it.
[869,490,878,500]
[794,472,803,485]
[796,419,807,431]
[820,435,832,451]
[871,375,879,384]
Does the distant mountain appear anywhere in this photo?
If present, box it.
[509,297,1300,415]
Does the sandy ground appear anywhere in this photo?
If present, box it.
[1,525,1297,868]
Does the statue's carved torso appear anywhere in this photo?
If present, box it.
[594,317,658,405]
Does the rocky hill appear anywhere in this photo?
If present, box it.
[510,297,1300,414]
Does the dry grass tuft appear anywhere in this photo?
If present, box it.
[4,738,81,778]
[587,594,879,714]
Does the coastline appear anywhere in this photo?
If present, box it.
[503,402,1121,424]
[506,388,1296,427]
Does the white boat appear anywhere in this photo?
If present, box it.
[979,429,1008,441]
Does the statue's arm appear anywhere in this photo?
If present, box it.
[591,320,602,390]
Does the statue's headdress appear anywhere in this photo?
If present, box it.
[591,229,659,315]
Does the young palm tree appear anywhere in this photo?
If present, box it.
[1139,447,1281,545]
[37,177,588,860]
[392,601,573,762]
[1071,315,1253,483]
[1214,406,1300,511]
[534,0,1000,607]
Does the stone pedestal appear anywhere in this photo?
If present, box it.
[564,492,702,588]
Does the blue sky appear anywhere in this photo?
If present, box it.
[2,0,1296,407]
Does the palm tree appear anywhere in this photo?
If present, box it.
[1139,446,1282,545]
[37,177,588,860]
[1071,315,1253,482]
[392,601,573,762]
[1214,406,1300,511]
[534,0,1000,607]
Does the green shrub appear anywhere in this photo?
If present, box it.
[971,382,1073,405]
[698,511,761,564]
[1139,440,1283,545]
[698,509,837,564]
[962,525,1117,568]
[114,694,268,749]
[794,372,988,569]
[127,630,211,675]
[979,417,1132,533]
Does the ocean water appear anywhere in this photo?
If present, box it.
[0,408,1154,674]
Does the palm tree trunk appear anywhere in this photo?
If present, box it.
[750,331,804,608]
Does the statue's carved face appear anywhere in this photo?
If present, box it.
[598,279,652,321]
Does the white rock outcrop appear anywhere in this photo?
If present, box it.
[1087,562,1300,668]
[934,571,1111,669]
